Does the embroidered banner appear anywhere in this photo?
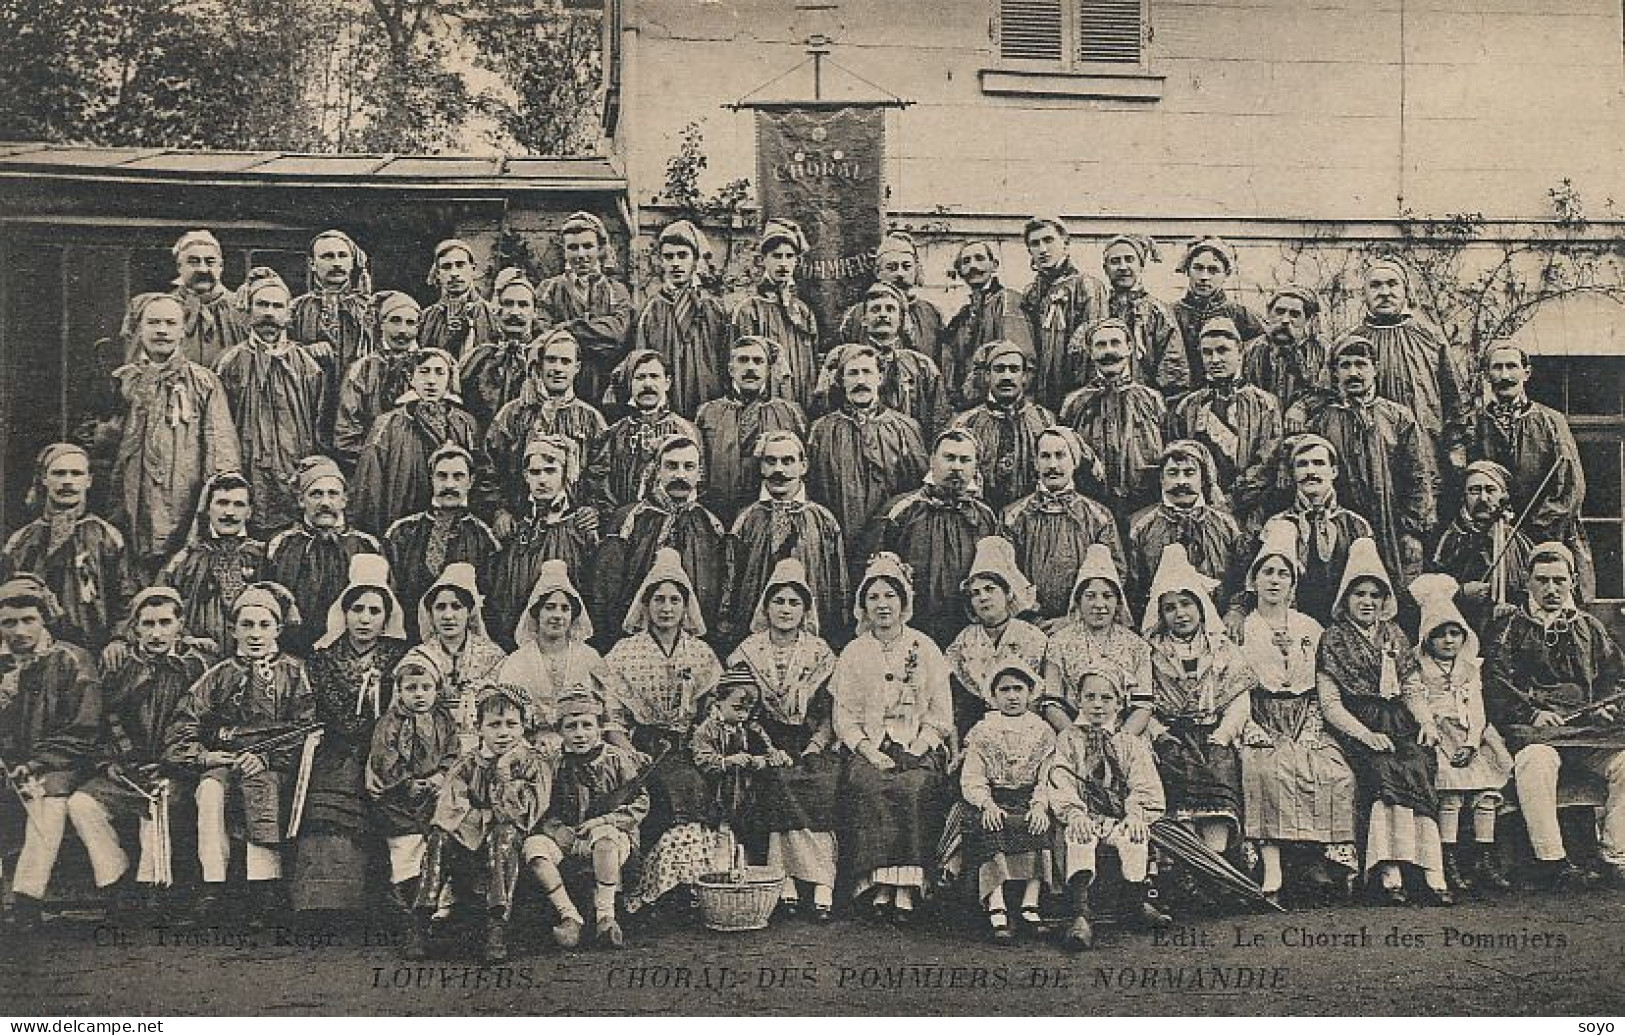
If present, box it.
[755,105,885,344]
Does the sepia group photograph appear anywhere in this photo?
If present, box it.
[1,0,1624,1020]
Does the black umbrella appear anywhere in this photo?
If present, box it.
[1047,759,1284,912]
[1149,817,1286,912]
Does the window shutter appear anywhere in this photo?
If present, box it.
[1077,0,1143,63]
[1000,0,1065,62]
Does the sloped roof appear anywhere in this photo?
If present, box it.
[0,143,625,193]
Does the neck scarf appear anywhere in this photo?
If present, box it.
[1292,490,1342,564]
[425,510,461,577]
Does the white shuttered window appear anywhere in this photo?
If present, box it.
[998,0,1147,68]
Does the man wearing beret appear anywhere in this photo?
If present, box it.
[941,240,1034,408]
[1307,334,1437,587]
[214,269,330,538]
[265,456,384,654]
[420,239,500,361]
[169,229,248,368]
[949,339,1055,513]
[634,219,730,419]
[1169,237,1265,394]
[537,211,634,405]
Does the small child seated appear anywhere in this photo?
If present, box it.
[627,667,787,917]
[1039,664,1171,950]
[366,646,461,919]
[691,665,791,853]
[410,684,550,964]
[959,660,1056,943]
[529,689,648,949]
[1410,574,1514,895]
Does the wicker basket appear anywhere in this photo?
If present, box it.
[695,866,784,932]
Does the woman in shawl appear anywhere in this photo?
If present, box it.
[832,553,954,924]
[1316,537,1451,905]
[1232,520,1357,907]
[414,563,508,755]
[495,559,611,750]
[944,536,1050,741]
[292,554,411,912]
[1042,543,1154,721]
[605,548,725,915]
[727,557,840,920]
[1136,544,1255,861]
[366,644,460,918]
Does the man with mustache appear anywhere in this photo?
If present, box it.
[0,575,104,931]
[1060,318,1167,530]
[1431,459,1535,630]
[167,229,248,368]
[460,267,541,431]
[382,443,500,639]
[536,211,634,405]
[1462,342,1593,600]
[949,339,1055,512]
[215,269,330,538]
[107,293,241,576]
[1,443,133,649]
[1165,317,1283,519]
[157,471,266,650]
[1338,256,1472,468]
[1482,543,1625,888]
[585,350,699,513]
[941,240,1033,408]
[731,218,819,412]
[1242,285,1329,416]
[1019,216,1108,411]
[1169,237,1265,395]
[720,429,848,647]
[352,347,481,535]
[1004,426,1124,625]
[486,435,600,648]
[695,336,807,524]
[335,292,424,466]
[633,219,729,419]
[1098,234,1188,398]
[822,281,950,440]
[1125,440,1242,615]
[484,329,608,527]
[862,428,1001,646]
[1307,335,1436,587]
[806,344,928,540]
[289,229,372,383]
[265,456,384,654]
[420,239,500,361]
[590,433,728,643]
[837,232,946,373]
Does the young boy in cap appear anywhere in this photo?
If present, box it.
[530,689,647,949]
[410,683,551,963]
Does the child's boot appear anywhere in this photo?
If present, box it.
[1062,875,1094,950]
[1441,844,1473,894]
[594,882,624,949]
[1471,843,1513,892]
[482,916,509,964]
[1120,881,1172,930]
